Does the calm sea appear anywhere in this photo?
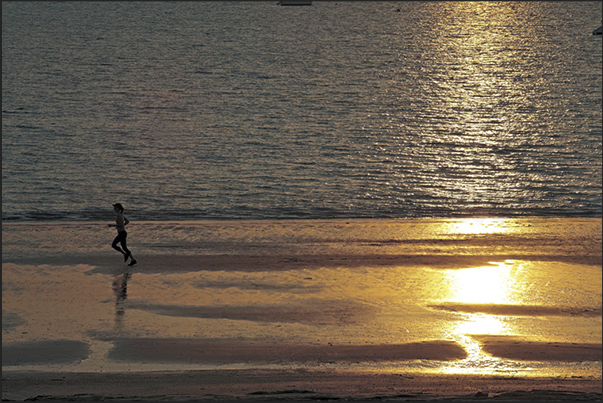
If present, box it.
[2,1,601,222]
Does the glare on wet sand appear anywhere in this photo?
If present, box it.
[2,218,601,381]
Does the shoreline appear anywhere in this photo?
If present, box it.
[3,215,602,224]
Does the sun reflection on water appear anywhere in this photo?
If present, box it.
[446,261,517,304]
[446,218,515,235]
[435,260,526,375]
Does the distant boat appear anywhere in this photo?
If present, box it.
[278,0,312,5]
[594,26,602,35]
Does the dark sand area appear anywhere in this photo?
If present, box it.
[4,337,600,369]
[3,337,602,400]
[106,338,469,363]
[3,369,602,401]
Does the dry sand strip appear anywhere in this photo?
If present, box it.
[125,300,378,325]
[2,370,602,401]
[471,336,603,363]
[11,253,602,275]
[428,303,603,318]
[94,253,603,273]
[2,340,91,366]
[107,338,468,364]
[5,338,600,368]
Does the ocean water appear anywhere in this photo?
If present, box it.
[2,1,602,222]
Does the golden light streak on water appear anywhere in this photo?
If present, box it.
[445,218,516,235]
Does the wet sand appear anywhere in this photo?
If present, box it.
[2,218,602,400]
[3,370,603,401]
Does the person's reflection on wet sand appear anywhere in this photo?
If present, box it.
[112,272,131,330]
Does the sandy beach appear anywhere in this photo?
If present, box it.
[2,218,602,401]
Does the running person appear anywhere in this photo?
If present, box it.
[109,203,137,266]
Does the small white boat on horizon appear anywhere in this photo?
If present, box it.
[277,0,312,6]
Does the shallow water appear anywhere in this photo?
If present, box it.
[2,2,602,221]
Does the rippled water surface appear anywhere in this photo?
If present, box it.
[2,2,601,221]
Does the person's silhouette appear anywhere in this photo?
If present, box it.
[108,203,137,266]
